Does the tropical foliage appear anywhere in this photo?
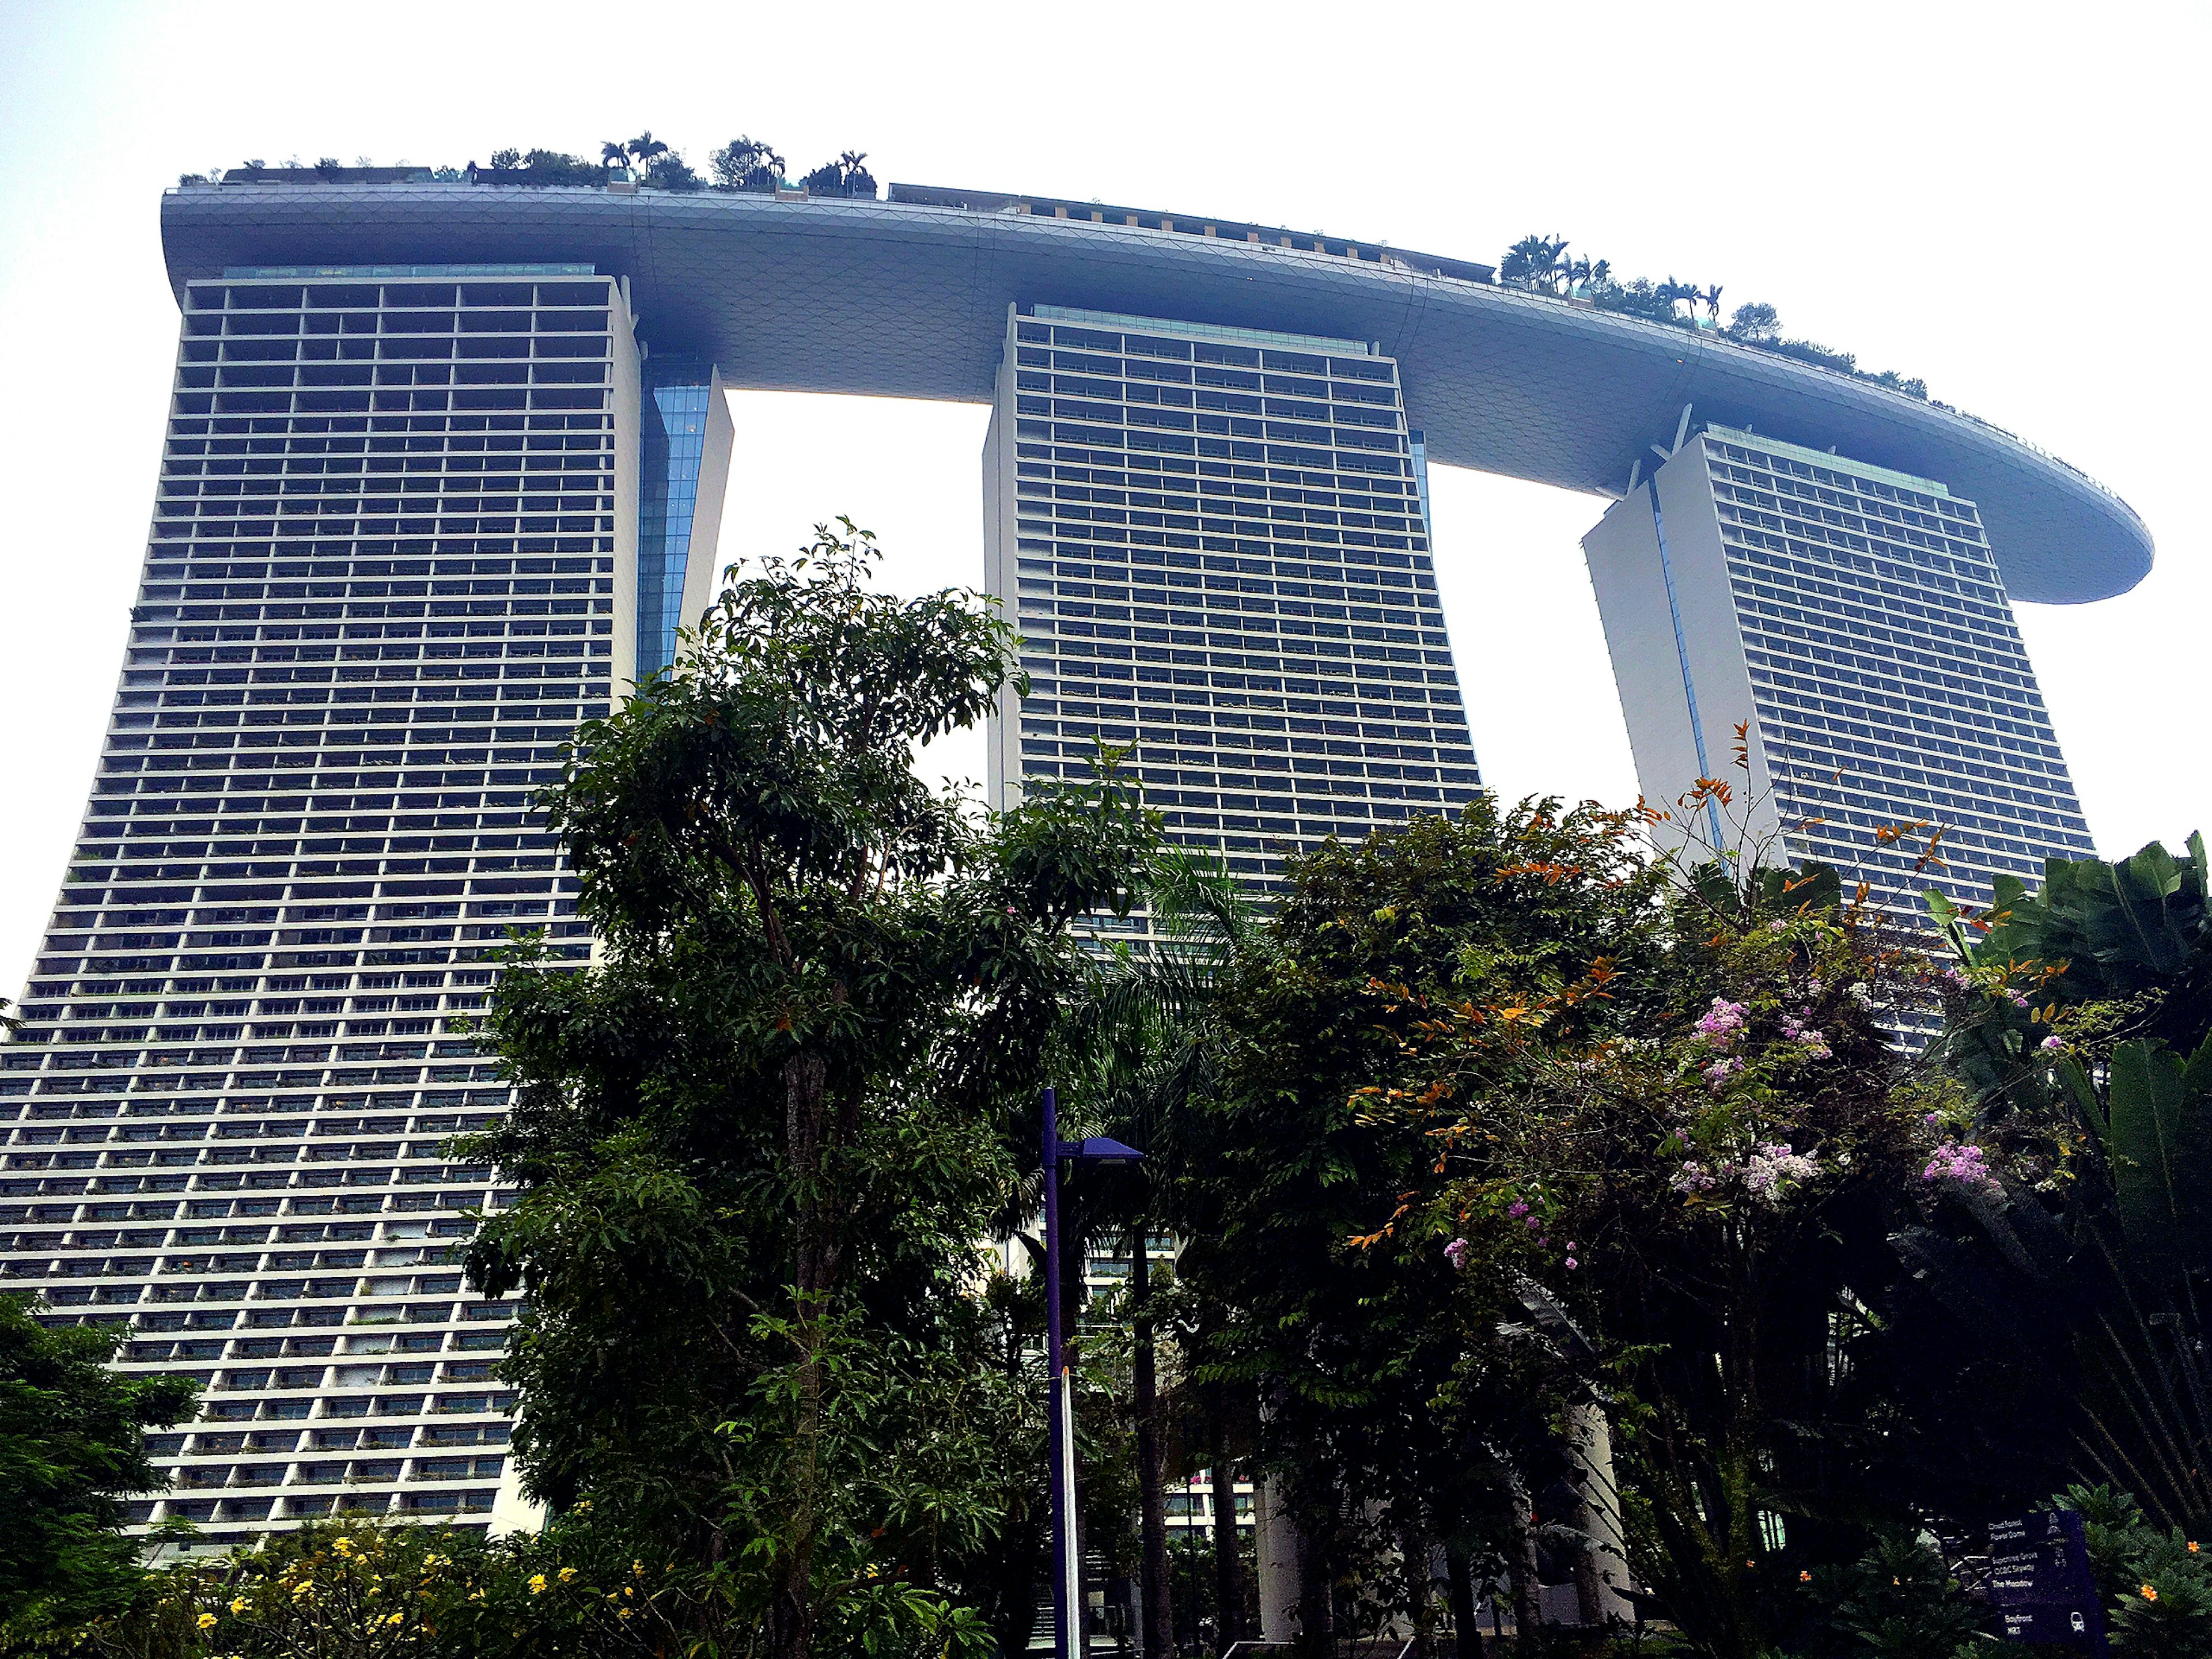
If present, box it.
[16,510,2212,1659]
[1498,231,1931,399]
[0,1297,197,1650]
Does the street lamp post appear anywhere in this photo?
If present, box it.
[1041,1086,1142,1659]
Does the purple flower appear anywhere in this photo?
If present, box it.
[1443,1237,1470,1270]
[1741,1142,1818,1204]
[1671,1161,1717,1194]
[2012,994,2031,1010]
[1507,1200,1529,1218]
[2040,1034,2064,1052]
[1695,997,1749,1044]
[1922,1141,1997,1190]
[1565,1257,1579,1270]
[1795,1028,1832,1060]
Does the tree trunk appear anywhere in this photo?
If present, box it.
[1445,1537,1482,1659]
[1294,1512,1334,1659]
[774,1046,835,1659]
[1209,1406,1244,1651]
[1132,1228,1174,1659]
[1399,1517,1436,1659]
[1502,1471,1543,1650]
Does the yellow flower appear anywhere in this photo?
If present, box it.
[528,1574,548,1595]
[334,1537,354,1557]
[618,1607,634,1621]
[230,1598,248,1615]
[558,1566,577,1584]
[2142,1585,2160,1602]
[385,1612,404,1627]
[632,1560,646,1578]
[198,1613,218,1630]
[2192,1542,2202,1555]
[574,1498,593,1513]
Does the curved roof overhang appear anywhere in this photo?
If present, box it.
[161,183,2150,604]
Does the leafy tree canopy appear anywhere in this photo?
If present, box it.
[0,1296,197,1649]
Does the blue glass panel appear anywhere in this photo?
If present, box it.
[635,362,714,679]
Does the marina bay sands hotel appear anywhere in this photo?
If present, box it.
[1,173,2148,1540]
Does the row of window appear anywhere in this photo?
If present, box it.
[1014,319,1393,382]
[191,278,607,308]
[21,277,619,1532]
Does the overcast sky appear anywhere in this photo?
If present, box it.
[1,1,2205,1000]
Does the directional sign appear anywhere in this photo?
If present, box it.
[1989,1511,2106,1654]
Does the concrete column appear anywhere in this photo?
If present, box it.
[1567,1402,1634,1626]
[1252,1477,1301,1643]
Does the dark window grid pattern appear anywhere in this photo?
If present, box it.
[1705,445,2091,912]
[996,319,1482,890]
[634,374,713,678]
[0,276,630,1537]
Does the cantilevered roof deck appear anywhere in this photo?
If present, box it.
[160,181,2151,604]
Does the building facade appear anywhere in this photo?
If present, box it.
[983,305,1484,910]
[1584,426,2095,914]
[0,263,732,1548]
[1,174,2150,1555]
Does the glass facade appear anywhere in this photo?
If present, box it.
[634,362,714,679]
[0,269,625,1548]
[986,306,1482,911]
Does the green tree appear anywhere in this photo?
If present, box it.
[0,1294,198,1649]
[1175,798,1669,1652]
[710,135,786,192]
[463,522,1154,1659]
[1902,836,2212,1535]
[1371,793,1971,1659]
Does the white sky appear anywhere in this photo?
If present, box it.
[1,1,2205,1001]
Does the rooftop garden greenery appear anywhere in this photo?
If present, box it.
[1500,230,1936,402]
[177,133,879,201]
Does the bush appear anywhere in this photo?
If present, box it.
[1799,1528,1990,1658]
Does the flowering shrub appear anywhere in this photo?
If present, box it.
[58,1512,993,1659]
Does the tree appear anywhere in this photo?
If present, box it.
[1383,797,1975,1659]
[1175,798,1670,1654]
[619,131,669,173]
[798,151,878,199]
[1897,836,2212,1536]
[711,135,787,192]
[1724,302,1781,343]
[463,522,1156,1659]
[1057,852,1262,1659]
[0,1294,198,1648]
[643,153,704,192]
[1499,234,1571,293]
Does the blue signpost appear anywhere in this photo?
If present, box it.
[1040,1088,1142,1659]
[1989,1510,2107,1653]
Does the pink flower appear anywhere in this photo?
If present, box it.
[1443,1237,1470,1270]
[2040,1035,2064,1052]
[1922,1141,1997,1190]
[1695,997,1749,1045]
